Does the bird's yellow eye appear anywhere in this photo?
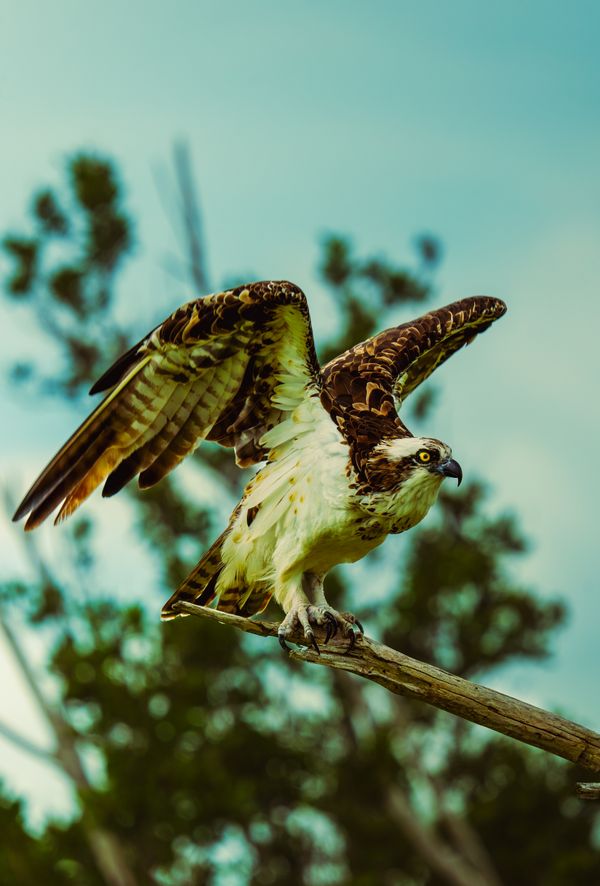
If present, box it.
[418,450,431,463]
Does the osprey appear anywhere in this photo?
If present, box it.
[13,282,506,650]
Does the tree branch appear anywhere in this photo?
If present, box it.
[386,785,493,886]
[429,774,502,886]
[0,718,56,764]
[0,610,138,886]
[576,783,600,799]
[173,601,600,774]
[333,669,499,885]
[0,613,66,744]
[1,490,139,886]
[173,141,210,294]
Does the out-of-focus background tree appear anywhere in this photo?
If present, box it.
[1,3,600,883]
[0,153,598,885]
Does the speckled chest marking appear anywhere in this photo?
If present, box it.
[216,397,444,608]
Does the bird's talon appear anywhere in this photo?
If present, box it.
[306,629,320,655]
[323,611,338,641]
[277,602,361,654]
[339,611,364,636]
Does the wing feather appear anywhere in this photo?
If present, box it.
[14,281,319,528]
[321,296,506,449]
[102,379,197,498]
[137,351,253,487]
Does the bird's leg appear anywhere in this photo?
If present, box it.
[277,580,320,653]
[277,574,365,653]
[307,574,364,645]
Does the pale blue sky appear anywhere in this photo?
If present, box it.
[0,1,599,822]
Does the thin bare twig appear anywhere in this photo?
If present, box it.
[173,141,210,294]
[0,719,56,764]
[0,614,64,742]
[173,601,600,774]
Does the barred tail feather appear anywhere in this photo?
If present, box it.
[161,531,227,620]
[161,529,272,620]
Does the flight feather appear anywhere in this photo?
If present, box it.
[13,280,506,646]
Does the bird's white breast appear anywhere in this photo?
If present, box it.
[218,395,443,604]
[219,395,373,591]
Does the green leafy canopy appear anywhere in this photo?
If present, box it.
[1,154,597,886]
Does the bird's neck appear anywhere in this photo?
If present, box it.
[358,469,443,533]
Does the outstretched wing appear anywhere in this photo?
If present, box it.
[320,296,507,448]
[14,281,319,530]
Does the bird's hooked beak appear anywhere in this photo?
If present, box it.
[436,457,463,486]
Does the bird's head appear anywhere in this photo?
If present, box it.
[365,436,462,492]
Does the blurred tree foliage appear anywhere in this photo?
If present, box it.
[0,154,598,886]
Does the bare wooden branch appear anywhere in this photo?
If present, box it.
[576,783,600,800]
[174,601,600,774]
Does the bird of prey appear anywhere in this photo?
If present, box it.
[13,281,506,650]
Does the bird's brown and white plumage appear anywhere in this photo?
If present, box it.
[13,281,506,649]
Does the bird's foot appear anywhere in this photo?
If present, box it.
[277,604,363,654]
